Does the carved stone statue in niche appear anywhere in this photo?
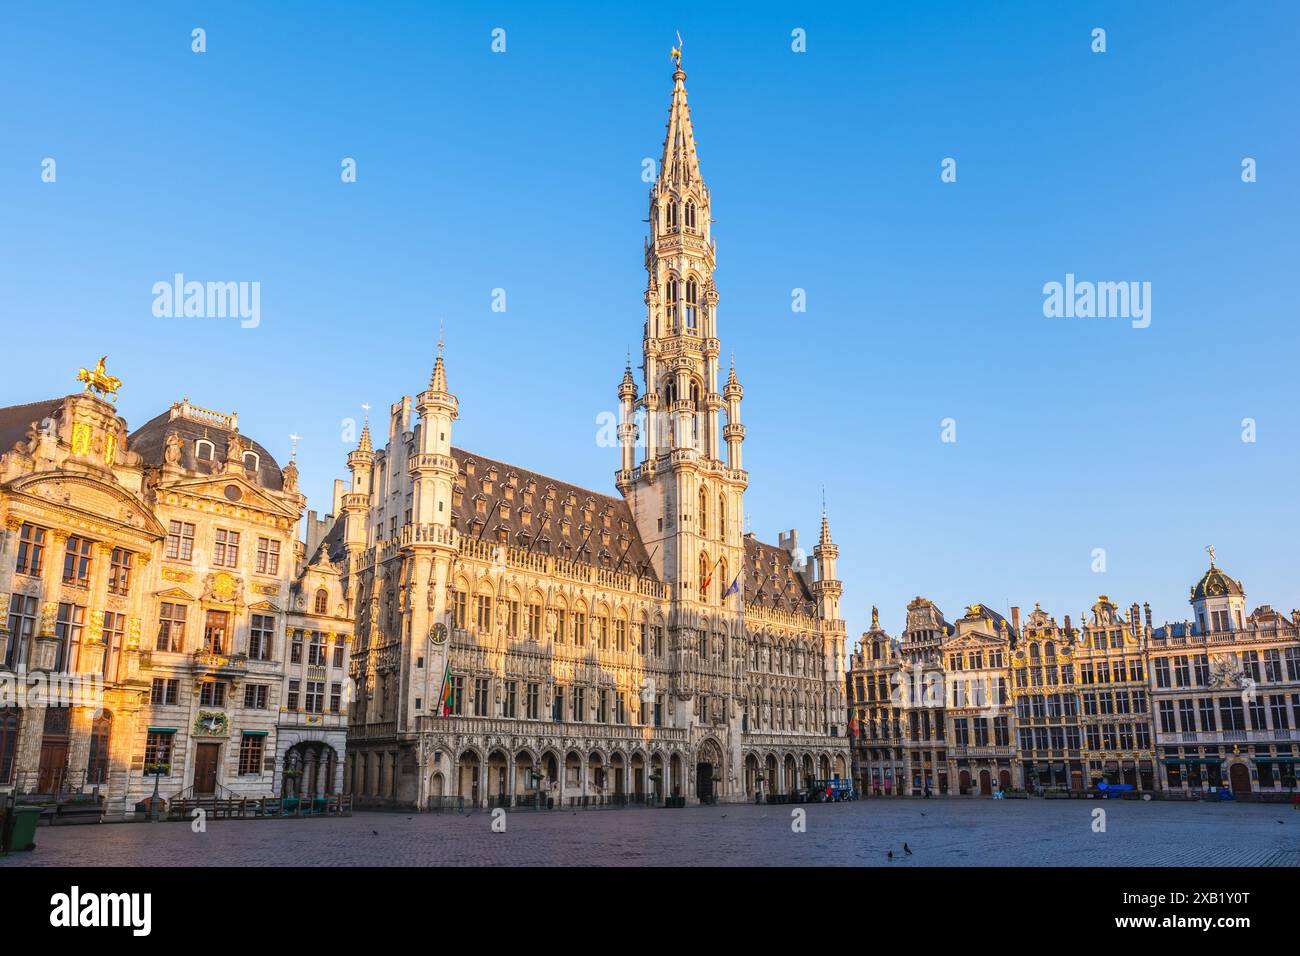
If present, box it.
[223,432,246,473]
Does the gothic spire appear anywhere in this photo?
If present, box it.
[660,54,703,188]
[429,332,448,392]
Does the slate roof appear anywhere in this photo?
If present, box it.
[744,535,818,618]
[450,447,656,578]
[129,410,284,490]
[0,398,65,456]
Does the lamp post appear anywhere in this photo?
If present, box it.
[144,764,169,822]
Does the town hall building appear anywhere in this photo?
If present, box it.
[340,55,852,809]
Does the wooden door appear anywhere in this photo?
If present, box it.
[1229,762,1251,795]
[979,769,992,796]
[37,739,69,793]
[193,742,220,794]
[696,763,714,801]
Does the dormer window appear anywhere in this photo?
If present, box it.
[195,439,215,461]
[243,451,260,472]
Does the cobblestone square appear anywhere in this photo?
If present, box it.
[4,798,1299,867]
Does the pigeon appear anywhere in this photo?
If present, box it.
[371,830,378,836]
[721,814,727,818]
[920,811,926,816]
[886,850,893,860]
[904,843,913,855]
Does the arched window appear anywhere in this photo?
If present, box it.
[314,589,329,614]
[685,200,696,230]
[698,486,708,535]
[690,381,702,448]
[699,552,711,601]
[685,278,698,332]
[86,712,111,784]
[243,451,260,472]
[718,494,726,541]
[665,201,678,231]
[666,277,679,330]
[195,439,215,461]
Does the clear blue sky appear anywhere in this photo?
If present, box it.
[2,2,1297,638]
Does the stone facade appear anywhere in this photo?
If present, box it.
[341,60,851,810]
[848,556,1299,798]
[0,383,349,818]
[1150,559,1300,796]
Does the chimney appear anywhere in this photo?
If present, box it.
[1143,602,1153,629]
[1010,606,1020,632]
[332,478,345,516]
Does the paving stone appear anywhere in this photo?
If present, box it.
[4,798,1297,867]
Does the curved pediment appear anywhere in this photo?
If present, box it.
[6,470,167,539]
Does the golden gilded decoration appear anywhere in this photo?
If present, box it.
[71,422,92,456]
[77,355,122,400]
[104,431,117,465]
[161,567,193,584]
[213,572,236,599]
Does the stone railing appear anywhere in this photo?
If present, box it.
[170,399,236,431]
[415,715,686,745]
[455,537,667,600]
[1157,728,1293,746]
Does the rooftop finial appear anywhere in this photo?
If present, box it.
[1206,544,1216,567]
[671,31,683,71]
[289,433,301,461]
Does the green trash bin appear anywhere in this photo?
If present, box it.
[3,806,42,852]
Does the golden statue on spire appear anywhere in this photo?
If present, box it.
[77,356,122,401]
[671,31,683,70]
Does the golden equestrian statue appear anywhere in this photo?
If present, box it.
[77,356,122,401]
